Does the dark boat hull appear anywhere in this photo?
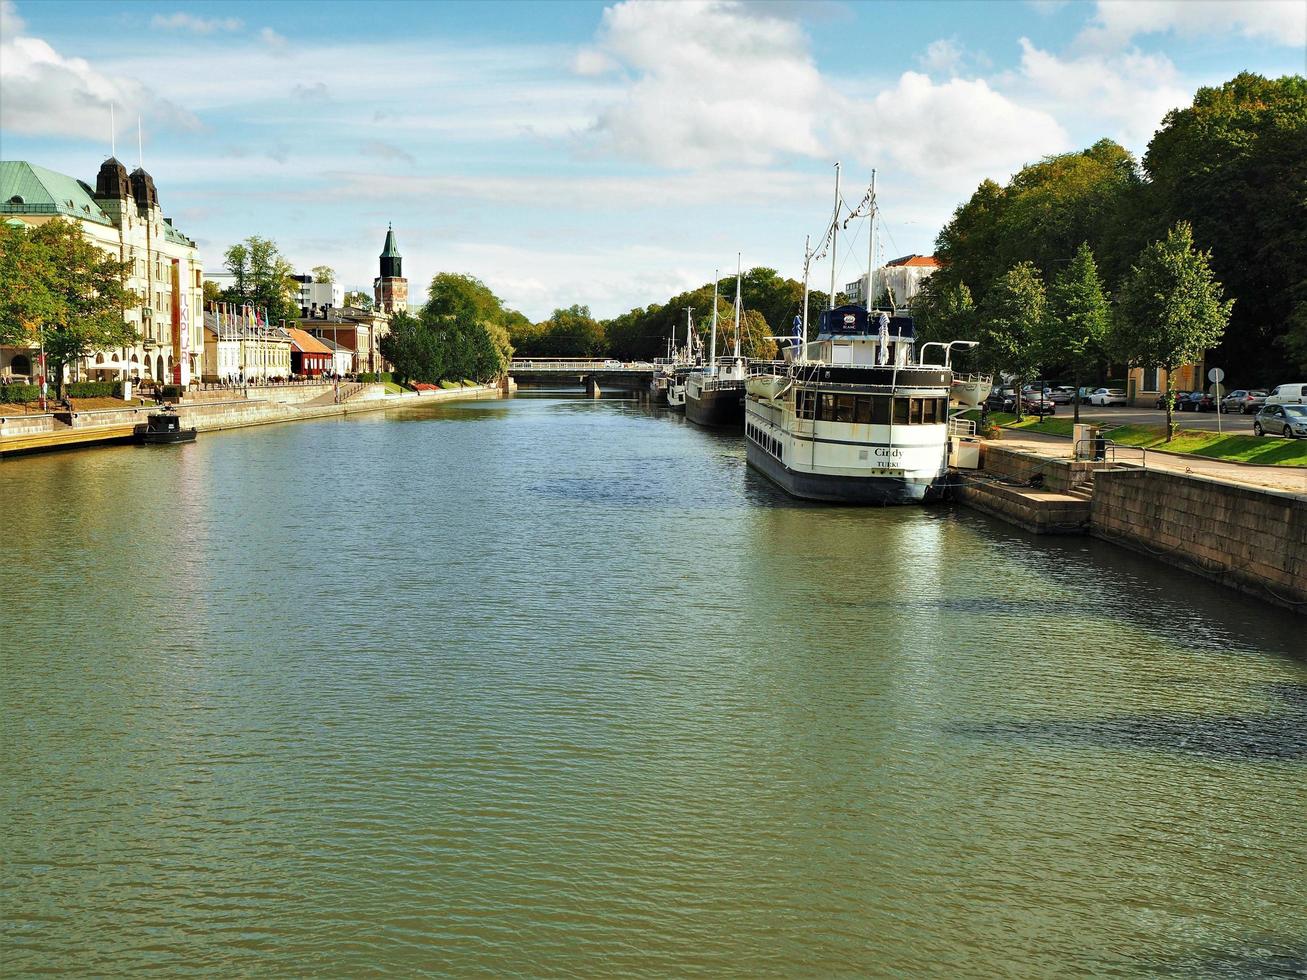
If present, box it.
[746,441,936,505]
[137,428,197,444]
[686,385,744,428]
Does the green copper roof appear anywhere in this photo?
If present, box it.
[0,161,112,226]
[380,223,400,258]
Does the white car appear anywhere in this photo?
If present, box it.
[603,359,622,368]
[1088,387,1128,406]
[1265,383,1306,407]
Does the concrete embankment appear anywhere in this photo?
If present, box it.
[954,442,1307,614]
[0,383,505,456]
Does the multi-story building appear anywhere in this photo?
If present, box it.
[844,254,940,309]
[298,304,391,374]
[291,274,343,311]
[0,158,203,386]
[201,306,293,382]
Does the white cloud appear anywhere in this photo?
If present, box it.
[1011,37,1190,149]
[831,72,1069,190]
[581,0,826,167]
[572,48,617,75]
[919,38,965,76]
[0,16,200,139]
[150,12,243,33]
[1,0,24,35]
[259,27,287,48]
[1084,0,1307,48]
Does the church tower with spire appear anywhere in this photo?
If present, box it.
[373,223,408,314]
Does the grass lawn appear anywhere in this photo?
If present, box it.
[383,381,406,394]
[957,409,1307,466]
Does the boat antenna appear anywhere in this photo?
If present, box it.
[710,270,718,374]
[733,252,742,360]
[829,162,840,311]
[866,170,877,314]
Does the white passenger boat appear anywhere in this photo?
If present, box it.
[743,166,977,505]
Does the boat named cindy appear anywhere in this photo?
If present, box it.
[745,306,962,504]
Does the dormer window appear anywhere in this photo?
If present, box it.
[7,195,22,204]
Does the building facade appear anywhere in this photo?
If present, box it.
[299,305,391,374]
[201,306,293,382]
[373,224,408,314]
[0,158,203,386]
[292,274,344,311]
[845,254,940,309]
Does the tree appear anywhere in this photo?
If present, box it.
[978,262,1046,421]
[0,221,57,349]
[4,219,138,393]
[312,265,335,284]
[202,279,222,305]
[220,236,298,322]
[530,305,606,357]
[911,277,976,348]
[381,276,513,383]
[1114,222,1233,440]
[343,290,373,310]
[1144,73,1307,378]
[1041,243,1110,423]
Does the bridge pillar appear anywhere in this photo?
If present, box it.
[585,375,601,398]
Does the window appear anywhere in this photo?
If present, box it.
[1143,367,1159,392]
[871,395,891,425]
[835,394,856,423]
[820,393,837,421]
[893,398,909,424]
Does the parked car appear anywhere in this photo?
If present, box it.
[985,387,1017,412]
[1155,390,1191,410]
[1049,386,1075,404]
[1265,383,1307,407]
[1253,404,1307,438]
[1088,387,1128,406]
[1022,395,1056,416]
[1184,391,1216,412]
[1219,389,1268,414]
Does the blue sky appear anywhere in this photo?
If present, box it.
[2,0,1303,319]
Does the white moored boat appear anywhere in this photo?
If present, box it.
[950,373,992,408]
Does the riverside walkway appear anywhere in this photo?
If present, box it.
[997,429,1307,494]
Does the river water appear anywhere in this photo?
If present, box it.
[2,393,1304,977]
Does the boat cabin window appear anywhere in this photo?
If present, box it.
[799,391,946,424]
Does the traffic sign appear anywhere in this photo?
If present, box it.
[1208,367,1225,383]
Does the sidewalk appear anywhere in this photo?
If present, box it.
[994,430,1307,495]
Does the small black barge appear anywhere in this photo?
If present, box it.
[136,410,197,445]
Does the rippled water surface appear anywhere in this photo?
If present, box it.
[2,394,1305,977]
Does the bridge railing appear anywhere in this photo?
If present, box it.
[509,359,654,372]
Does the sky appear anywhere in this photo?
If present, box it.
[1,0,1303,320]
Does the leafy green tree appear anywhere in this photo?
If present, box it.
[221,236,298,322]
[529,305,606,357]
[737,308,777,360]
[201,279,222,305]
[1144,72,1307,378]
[10,219,138,393]
[1114,222,1233,440]
[1041,243,1110,422]
[911,276,976,348]
[311,265,335,284]
[343,290,372,310]
[379,310,436,382]
[0,221,57,349]
[978,262,1046,421]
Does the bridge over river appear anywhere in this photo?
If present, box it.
[509,359,656,395]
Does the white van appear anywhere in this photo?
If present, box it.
[1265,383,1306,407]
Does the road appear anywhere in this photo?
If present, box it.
[1053,403,1257,433]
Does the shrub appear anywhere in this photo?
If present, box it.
[65,381,123,398]
[439,379,460,389]
[1,382,41,403]
[357,371,394,384]
[159,384,183,399]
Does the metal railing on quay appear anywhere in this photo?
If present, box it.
[1074,438,1147,468]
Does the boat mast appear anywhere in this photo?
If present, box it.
[733,253,742,360]
[866,170,876,313]
[710,270,718,375]
[684,306,694,361]
[829,161,840,311]
[801,234,811,352]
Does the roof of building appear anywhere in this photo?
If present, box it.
[286,327,333,355]
[885,254,940,268]
[0,161,113,226]
[380,223,400,258]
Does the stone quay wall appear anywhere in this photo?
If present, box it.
[981,444,1097,493]
[1091,468,1307,613]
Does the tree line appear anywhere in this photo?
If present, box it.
[913,72,1304,414]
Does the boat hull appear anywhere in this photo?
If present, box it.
[746,440,936,505]
[686,385,744,428]
[137,428,197,444]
